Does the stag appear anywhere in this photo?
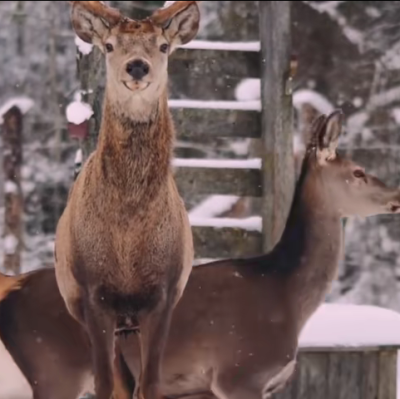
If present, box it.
[54,2,199,399]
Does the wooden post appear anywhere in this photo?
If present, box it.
[259,1,295,252]
[2,107,23,274]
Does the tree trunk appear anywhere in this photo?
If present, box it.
[2,106,23,274]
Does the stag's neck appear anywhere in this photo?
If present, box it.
[271,162,343,328]
[95,87,174,199]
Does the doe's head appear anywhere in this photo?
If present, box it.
[305,110,400,218]
[70,1,200,97]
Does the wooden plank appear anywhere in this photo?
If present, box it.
[170,107,261,140]
[168,75,251,101]
[327,352,361,399]
[296,353,328,399]
[361,352,378,399]
[259,1,295,251]
[174,167,262,197]
[378,350,397,399]
[169,46,260,79]
[192,226,262,258]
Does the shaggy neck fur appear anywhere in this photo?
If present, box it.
[95,84,174,204]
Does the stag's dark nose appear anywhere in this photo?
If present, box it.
[126,59,150,80]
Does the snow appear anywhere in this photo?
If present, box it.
[189,216,262,232]
[299,303,400,348]
[304,1,364,50]
[293,89,335,114]
[163,1,175,7]
[66,99,93,125]
[74,35,93,55]
[75,148,83,165]
[180,40,260,52]
[391,108,400,125]
[0,97,34,124]
[4,235,18,256]
[189,195,240,218]
[365,6,381,18]
[352,97,363,108]
[234,78,260,102]
[233,79,335,116]
[0,340,32,399]
[172,158,261,169]
[168,99,261,111]
[4,181,18,195]
[370,85,400,109]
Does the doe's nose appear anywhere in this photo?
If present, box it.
[126,59,150,80]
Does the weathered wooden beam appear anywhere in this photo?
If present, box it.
[192,226,262,258]
[168,75,249,101]
[274,349,399,399]
[2,107,23,274]
[170,105,261,139]
[169,45,260,79]
[378,350,397,399]
[174,165,262,197]
[259,1,295,251]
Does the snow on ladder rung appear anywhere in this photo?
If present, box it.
[168,99,261,111]
[189,216,262,232]
[172,158,262,170]
[179,40,261,52]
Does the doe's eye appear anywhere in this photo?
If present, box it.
[105,43,114,53]
[353,169,365,179]
[160,43,169,53]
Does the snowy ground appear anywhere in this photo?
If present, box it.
[0,340,31,399]
[2,303,400,398]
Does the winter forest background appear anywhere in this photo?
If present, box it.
[1,0,400,314]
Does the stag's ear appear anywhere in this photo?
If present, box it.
[316,109,343,164]
[70,1,121,45]
[151,1,200,53]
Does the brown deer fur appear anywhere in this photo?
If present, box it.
[54,2,199,399]
[4,111,400,399]
[119,110,400,399]
[0,269,134,399]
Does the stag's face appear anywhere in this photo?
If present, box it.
[70,1,200,99]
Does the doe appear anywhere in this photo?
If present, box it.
[54,2,200,399]
[119,110,400,399]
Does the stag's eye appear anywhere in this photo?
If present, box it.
[160,43,169,53]
[105,43,114,53]
[353,169,365,179]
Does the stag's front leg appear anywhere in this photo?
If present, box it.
[136,292,174,399]
[84,301,116,399]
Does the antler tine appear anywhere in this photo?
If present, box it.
[70,1,121,26]
[151,1,199,27]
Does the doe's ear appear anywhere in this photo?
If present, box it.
[70,1,121,45]
[151,1,200,53]
[316,109,344,164]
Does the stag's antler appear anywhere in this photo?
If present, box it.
[70,1,121,27]
[151,1,199,28]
